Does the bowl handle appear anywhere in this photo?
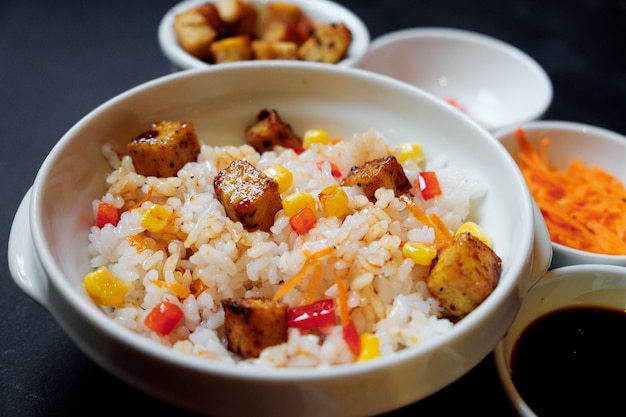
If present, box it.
[8,188,50,309]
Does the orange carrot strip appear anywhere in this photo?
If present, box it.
[428,213,455,247]
[335,275,350,327]
[131,185,153,210]
[515,128,626,255]
[300,263,322,305]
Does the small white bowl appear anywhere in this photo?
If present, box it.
[158,0,371,71]
[357,27,553,131]
[494,264,626,416]
[494,120,626,268]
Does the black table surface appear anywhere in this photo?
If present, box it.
[1,1,625,416]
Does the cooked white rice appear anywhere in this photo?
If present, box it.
[88,127,486,367]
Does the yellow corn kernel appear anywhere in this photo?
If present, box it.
[263,164,293,193]
[282,192,316,218]
[141,204,173,233]
[396,142,424,164]
[358,333,380,361]
[84,266,130,307]
[456,221,493,248]
[302,129,330,148]
[318,184,349,218]
[402,242,438,266]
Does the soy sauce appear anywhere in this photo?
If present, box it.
[511,306,626,416]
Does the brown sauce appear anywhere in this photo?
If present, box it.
[511,306,626,415]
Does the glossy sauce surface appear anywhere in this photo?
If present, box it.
[511,306,626,415]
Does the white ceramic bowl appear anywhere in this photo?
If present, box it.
[9,61,542,417]
[494,264,626,416]
[494,120,626,268]
[357,27,553,131]
[158,0,370,71]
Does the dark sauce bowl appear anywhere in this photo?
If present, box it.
[494,264,626,416]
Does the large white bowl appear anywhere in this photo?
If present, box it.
[8,61,542,417]
[494,264,626,416]
[158,0,371,71]
[358,27,553,131]
[494,120,626,268]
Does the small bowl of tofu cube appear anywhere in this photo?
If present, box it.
[158,0,371,71]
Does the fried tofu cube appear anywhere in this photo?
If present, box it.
[173,4,222,61]
[298,22,352,64]
[216,0,258,37]
[210,34,253,63]
[222,297,289,358]
[341,155,412,202]
[245,109,302,153]
[260,2,313,45]
[426,232,502,319]
[251,40,298,60]
[127,121,201,178]
[213,159,282,232]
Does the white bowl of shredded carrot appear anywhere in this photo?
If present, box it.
[494,120,626,268]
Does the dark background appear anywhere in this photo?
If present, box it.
[1,1,624,416]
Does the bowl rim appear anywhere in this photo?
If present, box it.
[492,119,626,263]
[360,26,554,131]
[157,0,371,70]
[27,60,535,382]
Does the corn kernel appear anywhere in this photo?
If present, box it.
[302,129,330,148]
[151,280,191,299]
[358,333,380,361]
[456,221,493,248]
[282,192,316,218]
[318,184,349,218]
[263,164,293,193]
[402,242,437,266]
[397,142,424,164]
[84,266,130,307]
[142,204,173,233]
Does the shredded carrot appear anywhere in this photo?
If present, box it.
[300,263,322,305]
[400,194,454,249]
[335,275,351,327]
[127,234,148,253]
[131,185,153,210]
[515,128,626,255]
[272,247,333,301]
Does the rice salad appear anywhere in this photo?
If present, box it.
[86,125,488,368]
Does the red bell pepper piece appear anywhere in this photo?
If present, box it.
[289,206,317,235]
[95,202,120,228]
[316,160,342,179]
[144,301,184,335]
[287,298,336,330]
[342,320,361,356]
[418,171,442,200]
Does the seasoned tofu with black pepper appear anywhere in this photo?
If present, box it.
[341,155,412,202]
[214,159,283,232]
[251,40,298,60]
[260,2,314,45]
[222,297,289,358]
[298,22,352,64]
[245,109,302,153]
[210,34,253,63]
[216,0,258,38]
[173,3,223,61]
[127,121,201,178]
[426,232,502,319]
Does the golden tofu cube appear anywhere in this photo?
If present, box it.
[298,22,352,64]
[210,34,253,63]
[127,121,201,178]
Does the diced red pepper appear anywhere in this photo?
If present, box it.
[289,206,317,235]
[287,298,336,330]
[343,320,361,356]
[144,301,184,335]
[418,171,442,200]
[316,160,342,179]
[294,147,307,155]
[95,202,120,228]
